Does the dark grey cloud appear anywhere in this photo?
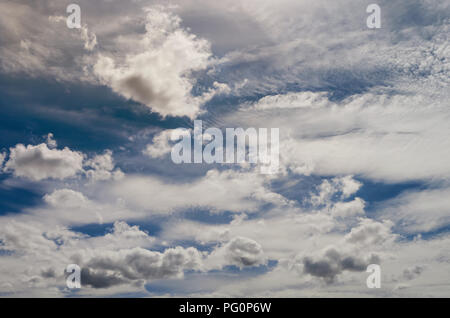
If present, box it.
[79,246,202,288]
[81,268,129,289]
[403,266,424,281]
[302,248,379,284]
[41,268,57,279]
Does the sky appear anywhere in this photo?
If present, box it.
[0,0,449,297]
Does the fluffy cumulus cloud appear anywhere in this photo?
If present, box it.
[310,176,362,207]
[45,133,57,149]
[0,0,449,298]
[301,247,379,284]
[84,150,124,182]
[207,236,267,269]
[0,1,98,82]
[344,219,396,246]
[93,6,227,119]
[0,1,228,118]
[331,198,365,218]
[44,189,88,208]
[4,143,84,181]
[0,218,270,294]
[1,138,124,183]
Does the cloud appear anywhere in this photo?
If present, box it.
[0,152,5,168]
[44,189,88,209]
[107,169,291,214]
[378,187,450,234]
[143,128,191,159]
[84,150,124,181]
[402,265,424,281]
[93,6,225,119]
[310,176,362,207]
[0,0,449,298]
[0,219,84,254]
[207,236,267,269]
[2,139,124,182]
[222,237,267,268]
[331,198,365,218]
[108,221,149,240]
[80,246,203,288]
[211,0,449,96]
[302,247,378,284]
[45,133,57,149]
[344,219,395,246]
[0,219,198,292]
[4,143,84,181]
[80,268,129,289]
[80,25,97,51]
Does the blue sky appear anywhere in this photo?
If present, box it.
[0,0,449,297]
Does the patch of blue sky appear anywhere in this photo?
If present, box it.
[145,260,278,295]
[403,225,450,241]
[0,74,187,153]
[0,175,44,216]
[71,220,163,238]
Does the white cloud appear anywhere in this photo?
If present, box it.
[226,89,450,183]
[44,189,88,209]
[190,234,450,297]
[2,138,123,183]
[80,25,97,51]
[107,169,291,214]
[252,91,331,110]
[310,176,362,207]
[93,6,225,119]
[344,218,396,247]
[378,187,450,234]
[45,133,57,149]
[300,247,379,284]
[35,190,144,226]
[0,218,197,292]
[0,0,449,298]
[331,198,365,218]
[4,143,84,181]
[402,265,424,281]
[0,218,269,293]
[143,128,191,159]
[84,150,124,181]
[0,2,98,82]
